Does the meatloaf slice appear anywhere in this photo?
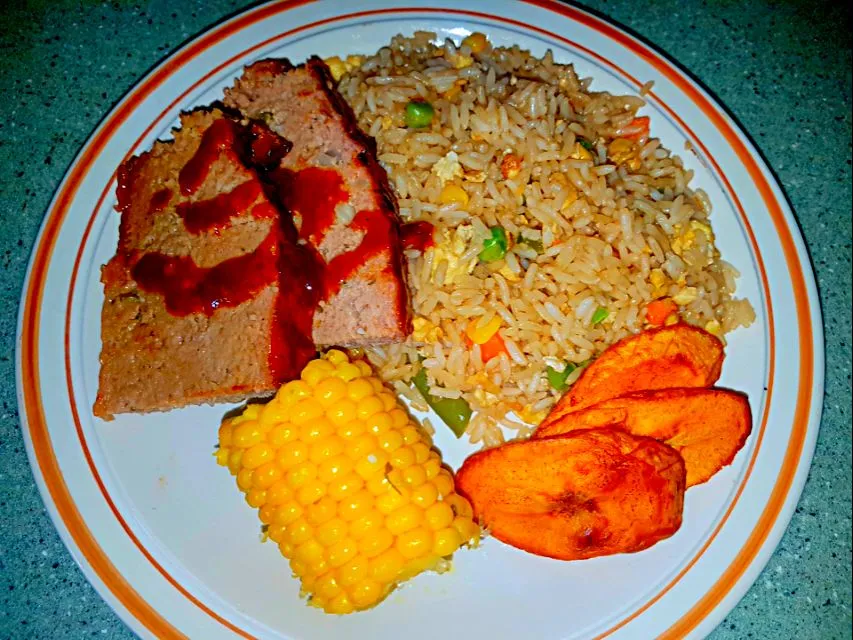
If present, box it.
[94,108,308,419]
[224,57,411,347]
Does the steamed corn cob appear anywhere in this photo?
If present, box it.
[216,350,480,614]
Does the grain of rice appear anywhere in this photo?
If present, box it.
[421,417,436,436]
[428,386,463,399]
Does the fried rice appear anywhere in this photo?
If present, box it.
[332,32,755,446]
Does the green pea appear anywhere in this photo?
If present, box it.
[479,226,508,262]
[411,368,472,437]
[405,101,435,128]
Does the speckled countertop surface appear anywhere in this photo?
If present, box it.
[0,0,850,638]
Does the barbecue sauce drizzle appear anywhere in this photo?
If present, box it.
[273,167,348,246]
[127,113,405,382]
[177,118,238,196]
[132,232,279,317]
[400,220,435,253]
[268,167,400,299]
[176,180,274,235]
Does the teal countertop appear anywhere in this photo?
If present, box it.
[1,1,850,638]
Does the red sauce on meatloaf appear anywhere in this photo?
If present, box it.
[322,208,399,299]
[148,189,173,214]
[178,118,238,195]
[401,221,435,253]
[274,166,348,245]
[248,121,292,169]
[131,230,279,317]
[267,167,402,302]
[130,113,405,387]
[176,180,274,234]
[271,223,323,380]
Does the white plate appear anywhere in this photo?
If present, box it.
[16,1,824,638]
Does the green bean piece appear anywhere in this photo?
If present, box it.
[546,362,577,392]
[578,137,596,152]
[411,368,472,437]
[591,306,609,325]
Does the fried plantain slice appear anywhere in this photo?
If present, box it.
[542,324,724,428]
[456,428,686,560]
[534,388,751,487]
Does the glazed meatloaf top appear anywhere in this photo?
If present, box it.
[224,57,411,346]
[94,108,311,419]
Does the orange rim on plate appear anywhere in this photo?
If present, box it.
[17,2,818,638]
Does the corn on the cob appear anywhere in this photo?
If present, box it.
[216,350,480,614]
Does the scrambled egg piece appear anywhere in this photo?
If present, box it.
[346,55,364,71]
[465,372,501,396]
[550,172,579,210]
[671,220,716,263]
[607,138,642,171]
[472,388,500,408]
[439,184,469,207]
[704,319,722,336]
[516,405,548,425]
[442,79,468,100]
[324,57,347,82]
[649,268,668,297]
[497,264,520,282]
[450,53,474,69]
[443,85,462,100]
[432,151,463,184]
[561,183,579,210]
[412,317,444,342]
[691,220,714,244]
[431,225,477,284]
[672,286,698,305]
